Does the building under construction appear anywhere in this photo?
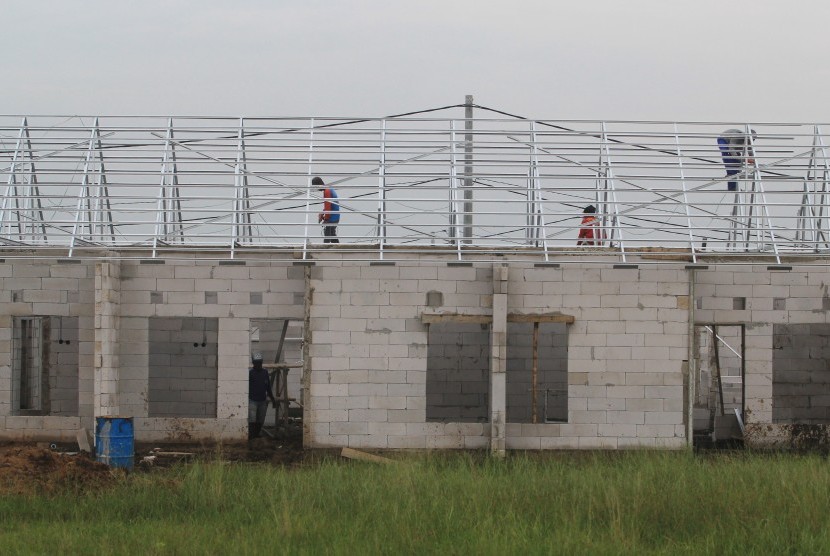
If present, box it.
[1,101,829,453]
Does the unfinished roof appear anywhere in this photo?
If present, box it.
[2,103,829,263]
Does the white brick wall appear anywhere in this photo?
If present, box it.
[0,256,827,449]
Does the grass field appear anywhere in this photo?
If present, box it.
[1,450,829,555]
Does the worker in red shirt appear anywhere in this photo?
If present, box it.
[577,205,601,246]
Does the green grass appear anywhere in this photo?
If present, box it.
[1,451,830,555]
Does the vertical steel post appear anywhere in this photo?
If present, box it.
[232,117,252,256]
[601,122,625,258]
[168,124,183,246]
[674,124,697,262]
[0,119,26,240]
[20,121,45,244]
[463,95,473,244]
[798,125,829,250]
[527,121,549,257]
[154,119,176,258]
[92,121,115,245]
[376,119,387,257]
[69,124,100,257]
[449,120,461,254]
[815,126,830,250]
[745,126,780,262]
[526,123,537,245]
[302,118,315,259]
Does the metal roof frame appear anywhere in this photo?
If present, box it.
[1,104,829,263]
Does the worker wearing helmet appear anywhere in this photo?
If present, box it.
[248,352,276,440]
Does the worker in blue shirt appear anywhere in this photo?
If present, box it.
[248,352,276,440]
[717,129,756,191]
[314,176,340,243]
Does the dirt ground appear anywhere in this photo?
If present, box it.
[0,433,308,496]
[0,444,116,496]
[135,432,307,467]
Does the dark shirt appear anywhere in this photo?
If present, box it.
[249,366,273,402]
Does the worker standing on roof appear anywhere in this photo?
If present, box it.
[577,205,602,246]
[717,129,756,191]
[249,352,276,440]
[314,176,340,243]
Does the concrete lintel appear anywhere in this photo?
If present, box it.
[421,313,492,324]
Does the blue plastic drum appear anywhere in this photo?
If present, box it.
[95,416,134,470]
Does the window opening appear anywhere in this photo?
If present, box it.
[426,322,490,422]
[13,317,45,414]
[506,321,568,424]
[148,317,218,418]
[773,323,830,424]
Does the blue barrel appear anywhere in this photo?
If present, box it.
[95,416,134,470]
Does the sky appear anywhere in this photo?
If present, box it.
[4,0,830,122]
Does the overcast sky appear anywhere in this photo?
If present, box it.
[5,0,829,122]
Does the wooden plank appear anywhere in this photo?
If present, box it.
[340,447,395,464]
[712,325,726,417]
[422,312,575,324]
[531,322,539,424]
[274,319,290,364]
[76,428,92,453]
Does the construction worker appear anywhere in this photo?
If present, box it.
[577,205,601,246]
[717,129,756,191]
[314,176,340,243]
[248,352,276,440]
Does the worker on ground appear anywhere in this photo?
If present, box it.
[717,129,756,192]
[248,352,276,440]
[314,176,340,243]
[577,205,601,246]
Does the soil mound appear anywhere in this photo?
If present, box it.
[0,446,116,496]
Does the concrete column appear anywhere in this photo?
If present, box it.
[685,268,695,450]
[490,263,508,456]
[302,265,313,447]
[94,260,121,417]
